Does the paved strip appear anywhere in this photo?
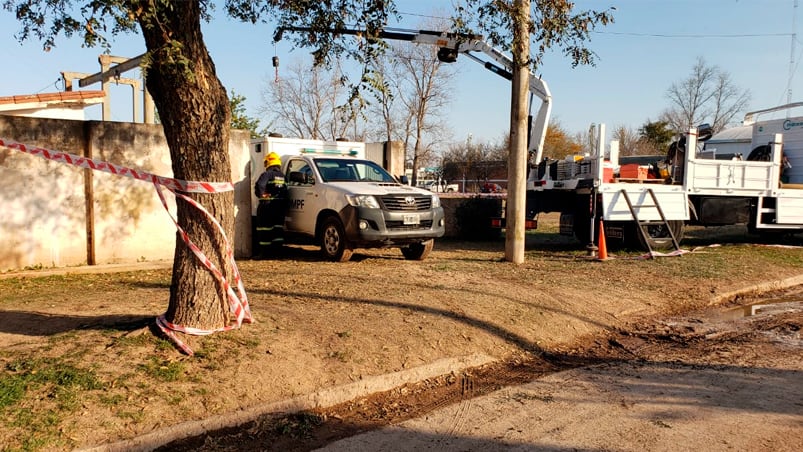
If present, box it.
[79,353,496,452]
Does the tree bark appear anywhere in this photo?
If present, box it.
[505,0,531,264]
[136,1,234,332]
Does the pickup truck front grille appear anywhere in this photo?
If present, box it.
[380,195,432,211]
[386,220,434,230]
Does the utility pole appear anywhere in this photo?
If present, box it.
[788,0,798,112]
[505,0,531,264]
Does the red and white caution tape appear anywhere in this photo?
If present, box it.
[0,138,233,194]
[1,137,252,355]
[153,182,252,355]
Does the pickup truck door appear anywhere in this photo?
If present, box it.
[284,158,321,236]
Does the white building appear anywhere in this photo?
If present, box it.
[705,125,753,159]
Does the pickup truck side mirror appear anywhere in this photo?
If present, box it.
[289,171,311,185]
[397,175,409,185]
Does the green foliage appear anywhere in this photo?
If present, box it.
[271,412,326,439]
[455,1,615,69]
[230,90,263,138]
[639,120,675,151]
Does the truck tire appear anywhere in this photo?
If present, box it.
[320,216,353,262]
[628,220,684,251]
[401,239,434,260]
[747,145,771,161]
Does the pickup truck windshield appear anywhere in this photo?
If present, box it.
[315,158,397,183]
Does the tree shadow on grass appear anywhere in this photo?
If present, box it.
[0,310,152,336]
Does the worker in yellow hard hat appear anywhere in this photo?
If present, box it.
[253,152,287,259]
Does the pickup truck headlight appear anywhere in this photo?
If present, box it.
[346,194,380,208]
[431,195,441,208]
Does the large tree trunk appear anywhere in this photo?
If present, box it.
[136,2,234,336]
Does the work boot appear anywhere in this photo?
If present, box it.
[252,251,269,261]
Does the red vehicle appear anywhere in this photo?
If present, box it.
[481,182,504,193]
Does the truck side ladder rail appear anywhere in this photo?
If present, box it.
[619,188,681,255]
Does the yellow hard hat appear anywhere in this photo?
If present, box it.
[264,152,281,168]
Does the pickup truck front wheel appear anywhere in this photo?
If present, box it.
[401,239,434,260]
[320,216,353,262]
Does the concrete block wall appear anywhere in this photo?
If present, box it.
[0,115,251,272]
[439,195,504,239]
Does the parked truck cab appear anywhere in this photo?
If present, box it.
[250,136,445,262]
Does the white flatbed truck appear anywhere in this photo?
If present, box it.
[526,102,803,253]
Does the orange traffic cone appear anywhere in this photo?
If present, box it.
[597,219,608,261]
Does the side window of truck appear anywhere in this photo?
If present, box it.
[287,159,314,186]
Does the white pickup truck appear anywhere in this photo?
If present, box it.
[419,180,459,193]
[250,136,445,261]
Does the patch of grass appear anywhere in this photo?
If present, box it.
[14,433,51,452]
[272,412,325,439]
[112,332,156,348]
[220,333,261,348]
[155,338,175,351]
[430,263,454,272]
[138,357,185,382]
[0,375,27,409]
[0,269,172,305]
[192,387,209,397]
[99,393,126,406]
[47,330,80,345]
[199,357,221,372]
[1,358,104,450]
[2,358,103,407]
[327,350,351,362]
[117,409,146,423]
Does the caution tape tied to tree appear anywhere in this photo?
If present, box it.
[0,137,252,355]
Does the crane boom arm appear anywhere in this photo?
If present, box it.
[274,27,552,161]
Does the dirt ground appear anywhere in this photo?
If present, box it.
[162,289,803,452]
[345,297,803,451]
[0,215,802,451]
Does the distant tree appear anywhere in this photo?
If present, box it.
[229,91,264,138]
[611,125,656,156]
[390,39,455,187]
[639,120,675,153]
[662,57,750,133]
[542,119,583,160]
[259,59,365,140]
[367,56,396,144]
[442,135,507,190]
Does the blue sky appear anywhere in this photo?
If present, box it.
[1,0,800,145]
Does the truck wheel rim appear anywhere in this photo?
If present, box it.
[324,226,340,254]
